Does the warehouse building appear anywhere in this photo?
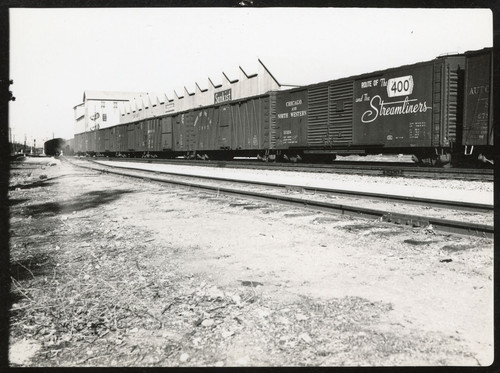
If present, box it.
[117,60,281,123]
[73,91,147,134]
[74,60,281,134]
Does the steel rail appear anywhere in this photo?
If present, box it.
[65,159,494,239]
[90,159,493,213]
[76,156,493,182]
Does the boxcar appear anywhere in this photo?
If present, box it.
[73,49,492,166]
[462,48,493,163]
[169,93,274,160]
[74,133,86,154]
[63,138,74,155]
[75,131,97,155]
[44,138,67,156]
[275,54,466,165]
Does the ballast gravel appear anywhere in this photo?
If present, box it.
[95,160,493,205]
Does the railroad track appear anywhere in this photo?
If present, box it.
[75,156,494,182]
[64,157,494,239]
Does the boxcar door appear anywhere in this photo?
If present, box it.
[161,117,173,150]
[217,105,231,149]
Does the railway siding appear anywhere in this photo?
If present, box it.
[85,159,493,230]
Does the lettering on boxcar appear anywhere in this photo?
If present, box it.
[409,121,427,139]
[278,99,307,119]
[194,111,212,130]
[386,76,414,98]
[290,111,307,117]
[361,95,431,124]
[469,85,489,95]
[286,99,303,107]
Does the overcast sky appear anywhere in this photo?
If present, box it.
[9,7,493,146]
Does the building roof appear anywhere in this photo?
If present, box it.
[83,90,148,102]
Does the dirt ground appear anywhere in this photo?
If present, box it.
[8,157,494,367]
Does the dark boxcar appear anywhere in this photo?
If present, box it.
[462,48,493,147]
[44,138,65,156]
[230,96,273,151]
[172,94,273,157]
[283,55,465,163]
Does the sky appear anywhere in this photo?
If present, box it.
[9,7,493,147]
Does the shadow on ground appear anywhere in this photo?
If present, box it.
[9,181,58,191]
[8,198,30,206]
[10,250,55,282]
[10,249,57,311]
[24,189,133,217]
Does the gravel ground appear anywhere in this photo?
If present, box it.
[8,156,494,367]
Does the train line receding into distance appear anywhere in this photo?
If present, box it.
[64,157,494,239]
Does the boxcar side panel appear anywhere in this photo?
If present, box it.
[193,108,217,151]
[307,84,329,146]
[327,80,354,146]
[143,119,160,152]
[103,128,111,152]
[173,112,194,152]
[127,123,136,151]
[87,131,97,153]
[275,90,308,148]
[108,127,116,152]
[218,105,232,149]
[74,134,83,153]
[117,125,127,153]
[352,64,434,148]
[463,49,493,146]
[160,117,173,150]
[98,130,105,153]
[231,97,270,150]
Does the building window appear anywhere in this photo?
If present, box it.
[101,101,105,108]
[103,114,107,122]
[113,102,118,108]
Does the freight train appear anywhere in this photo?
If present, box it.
[44,138,74,156]
[73,48,493,167]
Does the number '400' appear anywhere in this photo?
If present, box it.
[387,76,414,97]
